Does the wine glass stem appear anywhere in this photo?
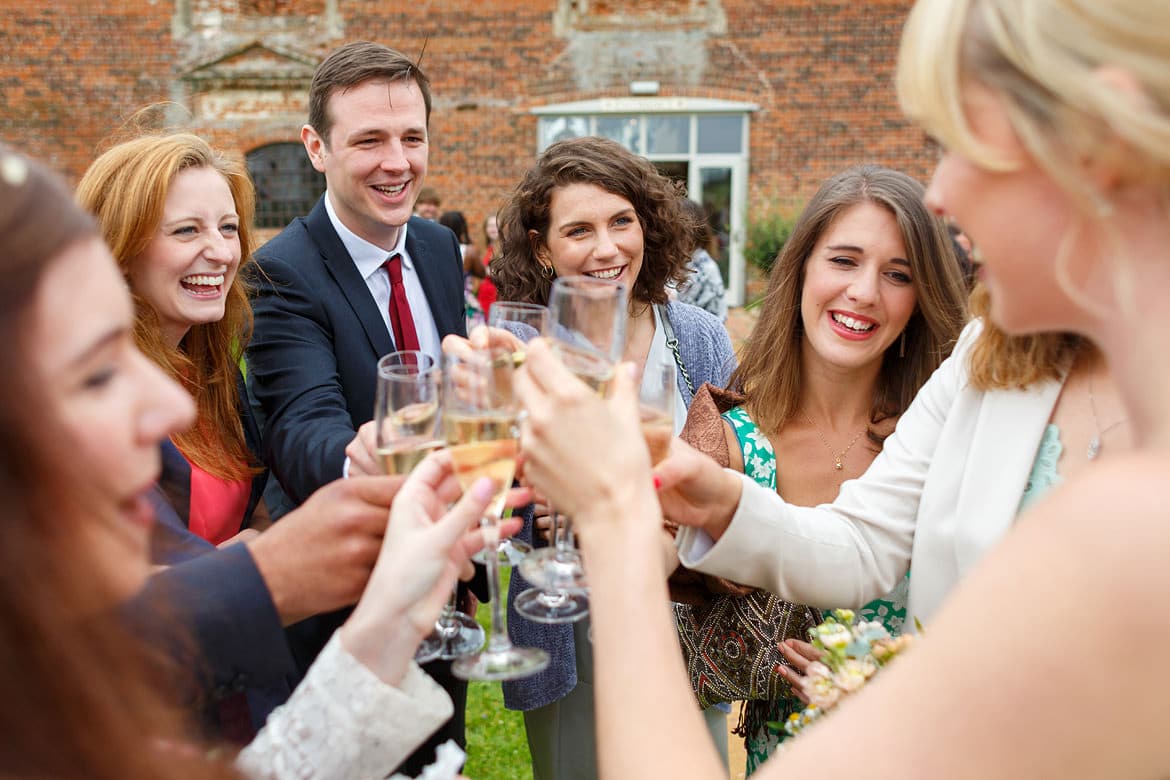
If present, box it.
[483,517,513,653]
[555,515,576,563]
[437,587,459,637]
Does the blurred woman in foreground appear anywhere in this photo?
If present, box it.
[0,145,515,778]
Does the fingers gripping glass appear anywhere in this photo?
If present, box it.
[374,350,483,663]
[469,302,550,566]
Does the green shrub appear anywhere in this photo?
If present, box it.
[744,207,799,275]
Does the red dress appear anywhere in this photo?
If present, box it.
[477,244,498,318]
[185,456,251,545]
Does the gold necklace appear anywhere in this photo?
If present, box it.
[802,411,867,471]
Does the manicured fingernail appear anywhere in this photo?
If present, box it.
[472,477,495,501]
[652,474,662,491]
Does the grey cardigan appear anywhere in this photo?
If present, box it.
[503,300,737,711]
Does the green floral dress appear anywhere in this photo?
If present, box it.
[722,406,909,774]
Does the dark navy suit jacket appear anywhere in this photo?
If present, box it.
[246,199,473,775]
[247,201,467,504]
[130,458,298,737]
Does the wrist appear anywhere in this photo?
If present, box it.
[703,468,742,542]
[339,601,421,686]
[246,534,305,626]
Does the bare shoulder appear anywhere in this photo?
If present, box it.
[1029,454,1170,537]
[1014,452,1170,606]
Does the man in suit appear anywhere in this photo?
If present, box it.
[138,440,404,741]
[247,41,471,775]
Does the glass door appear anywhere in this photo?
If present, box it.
[695,161,746,306]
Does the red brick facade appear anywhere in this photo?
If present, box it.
[1,0,930,246]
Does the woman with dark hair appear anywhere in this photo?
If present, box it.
[459,135,736,779]
[675,198,728,321]
[669,163,969,769]
[439,210,473,254]
[0,144,513,778]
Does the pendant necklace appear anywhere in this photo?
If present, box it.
[803,411,866,471]
[1086,372,1126,461]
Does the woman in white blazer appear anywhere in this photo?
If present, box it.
[664,286,1130,629]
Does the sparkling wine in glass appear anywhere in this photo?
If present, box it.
[445,348,549,680]
[638,355,677,466]
[469,302,551,566]
[516,276,628,623]
[374,350,483,662]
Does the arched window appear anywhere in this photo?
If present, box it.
[246,142,325,229]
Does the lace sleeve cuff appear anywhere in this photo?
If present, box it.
[237,632,454,780]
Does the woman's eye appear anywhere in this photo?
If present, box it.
[887,271,913,284]
[221,223,239,235]
[567,227,588,238]
[613,216,633,227]
[173,226,198,236]
[829,256,856,267]
[83,367,116,390]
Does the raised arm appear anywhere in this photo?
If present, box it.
[662,321,977,609]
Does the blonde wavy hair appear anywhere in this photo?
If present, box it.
[897,0,1170,318]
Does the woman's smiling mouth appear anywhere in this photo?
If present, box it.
[584,265,625,281]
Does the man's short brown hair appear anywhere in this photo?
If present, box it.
[308,41,432,147]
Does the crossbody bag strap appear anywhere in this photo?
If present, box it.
[656,303,695,397]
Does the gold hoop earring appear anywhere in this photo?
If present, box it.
[540,264,555,279]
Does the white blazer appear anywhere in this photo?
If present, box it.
[677,320,1065,628]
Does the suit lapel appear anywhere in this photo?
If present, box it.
[406,219,462,339]
[303,199,395,359]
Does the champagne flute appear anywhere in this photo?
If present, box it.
[488,301,549,367]
[374,350,484,662]
[469,302,550,566]
[445,348,550,680]
[516,276,628,621]
[638,354,677,466]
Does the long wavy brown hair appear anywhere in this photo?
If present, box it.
[493,136,696,307]
[731,164,970,444]
[0,146,240,778]
[77,133,259,481]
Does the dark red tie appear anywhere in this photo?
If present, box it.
[383,253,420,351]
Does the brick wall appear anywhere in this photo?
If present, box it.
[1,0,931,247]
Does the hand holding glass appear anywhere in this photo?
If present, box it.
[374,350,483,662]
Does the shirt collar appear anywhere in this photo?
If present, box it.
[323,190,412,281]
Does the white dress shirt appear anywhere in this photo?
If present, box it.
[324,192,442,362]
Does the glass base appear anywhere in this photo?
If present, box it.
[451,645,550,681]
[472,536,533,567]
[514,586,590,624]
[424,610,485,661]
[517,547,589,591]
[414,633,443,664]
